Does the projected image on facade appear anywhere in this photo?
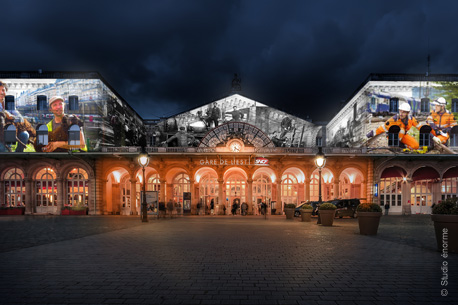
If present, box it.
[0,78,145,152]
[154,94,324,148]
[326,81,458,154]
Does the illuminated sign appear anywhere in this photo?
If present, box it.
[199,157,269,166]
[255,157,269,165]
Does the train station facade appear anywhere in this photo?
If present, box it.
[1,72,458,216]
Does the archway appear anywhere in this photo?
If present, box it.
[1,167,25,207]
[35,167,57,214]
[310,168,334,202]
[106,167,131,215]
[411,166,440,214]
[339,168,364,199]
[442,166,458,200]
[379,166,406,214]
[224,167,248,215]
[195,167,218,215]
[252,167,276,215]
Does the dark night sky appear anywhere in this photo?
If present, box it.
[1,0,458,122]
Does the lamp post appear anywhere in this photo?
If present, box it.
[138,149,150,222]
[314,146,326,224]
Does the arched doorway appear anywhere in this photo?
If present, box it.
[442,167,458,200]
[35,167,57,214]
[281,167,305,212]
[2,167,25,207]
[173,173,191,213]
[66,168,89,208]
[252,168,274,216]
[135,167,160,215]
[411,166,440,214]
[310,168,334,202]
[106,167,131,215]
[379,166,406,214]
[198,174,218,215]
[224,168,247,215]
[339,168,364,199]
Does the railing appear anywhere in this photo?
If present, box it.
[101,146,369,155]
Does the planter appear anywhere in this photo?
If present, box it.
[300,210,312,222]
[0,207,25,215]
[61,208,87,215]
[284,208,295,220]
[319,210,336,226]
[431,214,458,253]
[358,212,383,235]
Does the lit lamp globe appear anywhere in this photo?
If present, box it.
[314,149,326,169]
[138,153,150,167]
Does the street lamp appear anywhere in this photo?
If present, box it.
[138,149,150,222]
[314,146,326,224]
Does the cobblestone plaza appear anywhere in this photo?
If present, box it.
[0,215,456,304]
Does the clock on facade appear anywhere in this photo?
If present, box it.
[229,141,242,152]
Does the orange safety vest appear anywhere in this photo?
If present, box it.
[375,114,418,138]
[426,110,457,134]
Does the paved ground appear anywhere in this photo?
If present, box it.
[0,214,456,304]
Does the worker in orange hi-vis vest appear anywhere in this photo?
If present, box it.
[366,102,420,150]
[426,97,457,146]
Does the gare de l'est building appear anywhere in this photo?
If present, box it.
[1,71,458,216]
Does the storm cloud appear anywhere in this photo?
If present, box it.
[1,0,457,121]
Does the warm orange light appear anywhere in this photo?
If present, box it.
[112,171,121,183]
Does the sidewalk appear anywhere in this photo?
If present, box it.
[0,215,456,304]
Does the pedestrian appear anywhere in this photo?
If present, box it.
[384,203,390,215]
[197,201,201,215]
[167,199,174,218]
[210,198,215,215]
[241,202,248,216]
[231,201,237,215]
[261,201,267,216]
[252,202,258,216]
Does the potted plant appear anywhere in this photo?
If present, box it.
[318,203,337,226]
[284,204,296,220]
[0,205,25,215]
[357,203,383,235]
[61,203,88,215]
[300,204,313,222]
[431,197,458,253]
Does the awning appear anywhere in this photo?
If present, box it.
[443,167,458,179]
[412,167,440,181]
[381,166,407,178]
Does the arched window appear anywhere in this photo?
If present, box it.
[3,168,25,207]
[5,96,15,111]
[420,98,430,113]
[4,124,16,144]
[389,98,399,113]
[68,95,79,111]
[388,125,400,147]
[67,168,88,207]
[419,125,431,147]
[281,174,298,205]
[199,174,218,208]
[37,95,47,111]
[35,168,57,209]
[120,175,131,209]
[68,125,80,146]
[173,173,190,206]
[253,174,272,202]
[147,174,161,193]
[37,124,49,146]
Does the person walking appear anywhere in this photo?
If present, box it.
[167,199,174,219]
[241,202,248,216]
[210,199,215,215]
[384,203,390,216]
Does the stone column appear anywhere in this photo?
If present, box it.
[332,179,339,200]
[25,178,33,214]
[130,179,137,215]
[100,179,108,215]
[247,179,253,214]
[402,179,412,215]
[112,183,120,214]
[361,180,367,203]
[56,177,64,215]
[166,183,173,203]
[160,179,166,203]
[298,182,305,203]
[305,177,311,202]
[0,181,4,206]
[367,159,374,202]
[276,183,282,214]
[218,179,224,215]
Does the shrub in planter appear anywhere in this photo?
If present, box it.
[318,202,336,226]
[284,203,296,220]
[61,205,88,215]
[357,203,383,235]
[300,204,313,222]
[0,206,25,215]
[431,197,458,253]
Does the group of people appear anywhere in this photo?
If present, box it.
[366,97,457,150]
[0,81,86,152]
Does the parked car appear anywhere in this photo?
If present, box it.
[294,201,320,217]
[327,199,360,218]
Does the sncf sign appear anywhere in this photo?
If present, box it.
[255,157,269,165]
